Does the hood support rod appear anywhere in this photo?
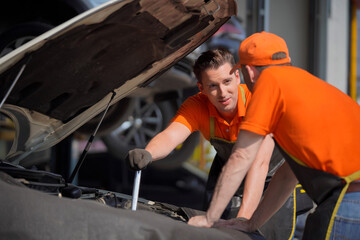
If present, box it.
[0,59,29,109]
[68,91,116,184]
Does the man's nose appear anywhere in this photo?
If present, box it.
[218,84,226,96]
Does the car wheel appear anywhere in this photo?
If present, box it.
[102,98,199,170]
[77,97,137,136]
[0,22,54,57]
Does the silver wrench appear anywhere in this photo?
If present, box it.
[131,170,142,211]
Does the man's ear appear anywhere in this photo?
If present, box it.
[245,65,258,83]
[197,81,203,92]
[234,69,241,85]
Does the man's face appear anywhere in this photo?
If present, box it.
[198,63,240,118]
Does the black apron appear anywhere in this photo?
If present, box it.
[276,141,360,240]
[202,130,242,218]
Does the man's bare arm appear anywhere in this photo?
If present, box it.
[245,161,298,229]
[188,130,264,227]
[237,135,274,219]
[214,161,298,231]
[145,121,191,160]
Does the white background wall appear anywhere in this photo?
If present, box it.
[268,0,309,70]
[326,0,349,93]
[235,0,351,94]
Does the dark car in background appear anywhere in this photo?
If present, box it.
[206,15,246,61]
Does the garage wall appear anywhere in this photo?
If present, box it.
[235,0,309,70]
[235,0,350,95]
[268,0,309,70]
[326,0,349,93]
[235,0,247,27]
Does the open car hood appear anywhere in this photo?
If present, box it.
[0,0,236,163]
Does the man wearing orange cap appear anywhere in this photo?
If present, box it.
[188,31,360,240]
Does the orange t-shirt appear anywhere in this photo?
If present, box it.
[240,66,360,177]
[172,84,251,142]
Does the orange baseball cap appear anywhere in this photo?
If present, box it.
[231,31,290,73]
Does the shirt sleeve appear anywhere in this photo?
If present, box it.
[240,69,285,135]
[171,95,206,133]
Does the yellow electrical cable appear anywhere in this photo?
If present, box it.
[350,0,357,101]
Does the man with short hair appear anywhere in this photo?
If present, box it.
[188,31,360,240]
[126,48,278,219]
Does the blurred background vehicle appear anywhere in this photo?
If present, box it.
[206,16,246,62]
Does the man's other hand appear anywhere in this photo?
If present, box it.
[188,215,213,228]
[126,149,152,170]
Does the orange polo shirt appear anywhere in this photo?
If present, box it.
[240,66,360,177]
[172,84,251,142]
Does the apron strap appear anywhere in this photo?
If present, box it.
[275,141,360,240]
[343,170,360,183]
[325,169,360,240]
[239,85,246,107]
[209,117,215,139]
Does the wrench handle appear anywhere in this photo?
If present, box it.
[131,170,142,211]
